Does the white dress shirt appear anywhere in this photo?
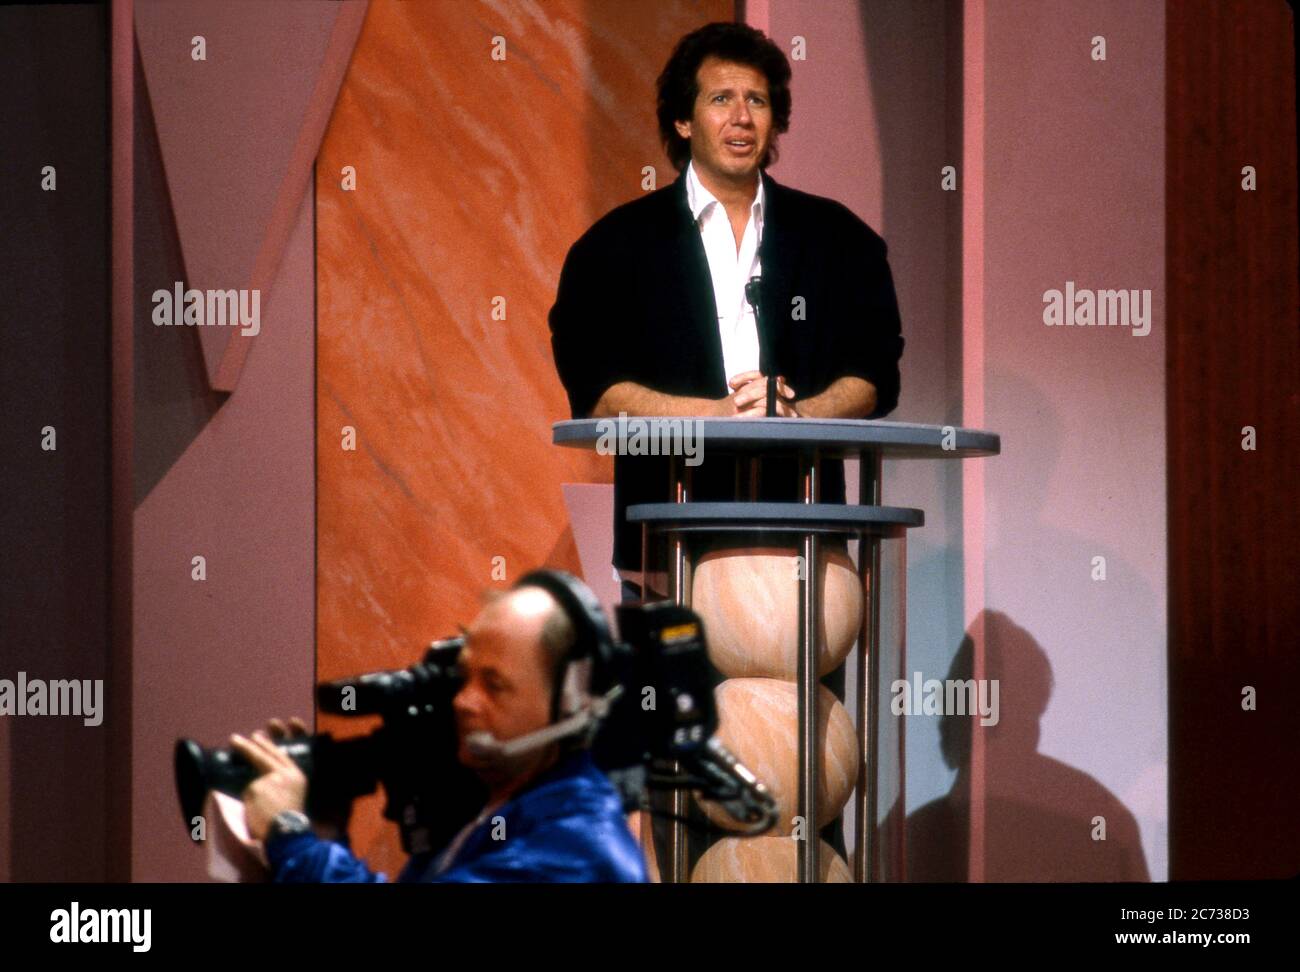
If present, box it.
[615,163,766,591]
[685,159,765,386]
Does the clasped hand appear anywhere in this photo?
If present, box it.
[722,371,799,417]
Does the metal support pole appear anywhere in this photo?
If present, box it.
[666,456,690,883]
[797,451,820,882]
[853,449,883,882]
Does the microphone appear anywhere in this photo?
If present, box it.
[743,276,777,417]
[464,714,590,763]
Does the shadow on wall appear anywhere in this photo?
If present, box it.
[892,361,1163,880]
[900,609,1150,882]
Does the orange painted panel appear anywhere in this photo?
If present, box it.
[316,0,730,872]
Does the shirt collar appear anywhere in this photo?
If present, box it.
[685,159,765,227]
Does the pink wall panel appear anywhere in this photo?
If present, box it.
[760,0,1165,880]
[974,0,1166,880]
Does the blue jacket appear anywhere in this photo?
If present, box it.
[265,750,647,883]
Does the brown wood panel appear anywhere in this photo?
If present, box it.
[0,3,114,881]
[1166,0,1300,879]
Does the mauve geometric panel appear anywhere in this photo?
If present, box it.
[134,0,366,391]
[132,188,318,881]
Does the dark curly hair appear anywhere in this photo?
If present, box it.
[655,22,792,173]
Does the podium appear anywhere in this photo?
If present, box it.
[554,418,999,883]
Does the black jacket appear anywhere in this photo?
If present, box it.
[548,165,904,569]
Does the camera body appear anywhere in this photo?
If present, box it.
[176,636,486,855]
[175,602,727,855]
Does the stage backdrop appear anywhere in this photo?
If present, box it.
[315,0,730,874]
[746,0,1166,880]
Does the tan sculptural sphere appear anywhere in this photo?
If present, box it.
[691,836,853,883]
[627,811,661,883]
[691,546,863,679]
[697,678,859,832]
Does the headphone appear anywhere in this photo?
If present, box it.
[511,568,618,724]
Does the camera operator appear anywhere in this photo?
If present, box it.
[232,582,648,883]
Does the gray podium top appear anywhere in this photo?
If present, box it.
[553,418,999,460]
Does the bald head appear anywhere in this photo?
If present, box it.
[478,586,575,675]
[452,587,576,793]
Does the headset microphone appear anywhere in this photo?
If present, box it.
[463,686,622,764]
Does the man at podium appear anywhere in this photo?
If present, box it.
[548,21,905,590]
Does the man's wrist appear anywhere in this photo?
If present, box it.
[796,376,876,419]
[594,381,727,418]
[266,809,311,844]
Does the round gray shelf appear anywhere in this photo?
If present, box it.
[553,417,1000,460]
[628,501,923,535]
